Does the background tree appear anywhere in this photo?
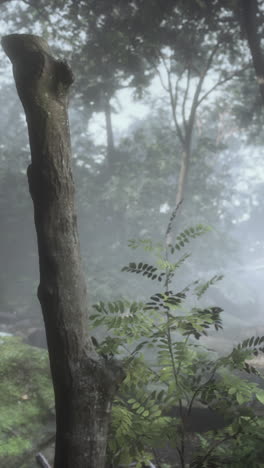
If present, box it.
[0,0,262,321]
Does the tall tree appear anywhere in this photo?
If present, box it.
[66,0,249,210]
[240,0,264,105]
[2,33,124,468]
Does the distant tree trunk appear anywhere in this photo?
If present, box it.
[166,58,209,213]
[240,0,264,104]
[175,145,191,207]
[104,93,116,164]
[2,34,124,468]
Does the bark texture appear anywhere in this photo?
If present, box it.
[2,34,124,468]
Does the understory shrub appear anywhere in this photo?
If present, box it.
[91,222,264,468]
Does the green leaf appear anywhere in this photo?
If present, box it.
[132,402,141,410]
[256,391,264,404]
[236,393,246,405]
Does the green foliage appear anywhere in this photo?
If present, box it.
[0,337,53,464]
[121,262,166,282]
[195,274,224,299]
[91,226,264,467]
[168,225,212,254]
[127,238,164,254]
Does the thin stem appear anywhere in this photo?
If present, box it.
[176,445,185,468]
[161,51,185,144]
[182,68,191,132]
[154,63,169,92]
[187,366,217,416]
[176,335,189,377]
[172,72,185,144]
[166,322,186,468]
[186,41,220,140]
[152,448,162,468]
[165,199,183,249]
[197,429,241,467]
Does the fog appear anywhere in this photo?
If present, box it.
[1,2,264,467]
[0,3,263,351]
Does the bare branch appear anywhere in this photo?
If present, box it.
[13,434,55,467]
[160,49,170,76]
[155,64,169,92]
[186,42,220,139]
[204,41,221,75]
[148,50,169,92]
[36,453,52,468]
[174,72,183,112]
[197,64,250,107]
[158,50,189,144]
[160,50,185,144]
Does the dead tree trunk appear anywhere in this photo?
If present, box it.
[2,34,124,468]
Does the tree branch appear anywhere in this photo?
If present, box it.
[186,42,220,141]
[197,64,250,107]
[197,428,242,466]
[160,51,185,144]
[36,453,52,468]
[153,58,169,92]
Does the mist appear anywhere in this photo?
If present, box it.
[1,1,264,467]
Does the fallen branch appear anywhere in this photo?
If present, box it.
[36,452,52,468]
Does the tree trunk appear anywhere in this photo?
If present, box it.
[175,146,190,207]
[2,34,124,468]
[240,0,264,104]
[104,93,116,164]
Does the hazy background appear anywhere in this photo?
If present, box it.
[0,0,264,351]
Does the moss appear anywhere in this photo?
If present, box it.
[0,337,54,461]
